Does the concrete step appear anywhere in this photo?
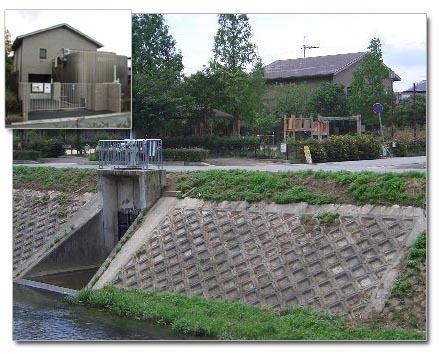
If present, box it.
[162,190,180,197]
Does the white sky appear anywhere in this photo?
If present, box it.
[5,9,131,57]
[165,14,427,92]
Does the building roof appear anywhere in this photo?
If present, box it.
[264,52,367,80]
[12,23,103,51]
[402,80,427,93]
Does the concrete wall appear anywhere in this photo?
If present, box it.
[14,27,99,83]
[99,169,166,252]
[25,211,108,278]
[88,83,121,112]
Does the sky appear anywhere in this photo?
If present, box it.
[164,14,427,92]
[5,9,131,57]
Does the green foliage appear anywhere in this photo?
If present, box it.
[163,136,259,155]
[273,84,314,118]
[394,95,426,127]
[71,285,424,340]
[308,83,349,116]
[349,37,393,128]
[13,150,41,161]
[318,212,339,225]
[210,14,265,135]
[163,148,209,162]
[389,138,426,157]
[6,88,19,114]
[13,166,98,193]
[292,135,381,163]
[26,137,64,158]
[132,14,189,136]
[176,170,426,207]
[406,232,426,267]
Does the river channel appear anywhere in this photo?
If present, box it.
[13,282,195,340]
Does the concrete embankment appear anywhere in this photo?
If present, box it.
[91,197,425,320]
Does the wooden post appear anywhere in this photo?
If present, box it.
[283,115,287,143]
[356,115,362,135]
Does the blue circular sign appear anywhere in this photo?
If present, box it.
[373,103,384,113]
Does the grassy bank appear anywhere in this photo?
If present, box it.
[71,286,424,340]
[176,170,426,207]
[380,232,427,330]
[13,166,98,193]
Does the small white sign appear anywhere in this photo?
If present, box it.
[31,83,44,93]
[280,143,287,153]
[44,83,51,93]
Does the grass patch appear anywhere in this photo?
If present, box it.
[13,166,98,193]
[318,212,339,225]
[383,232,427,330]
[176,170,426,207]
[70,286,424,340]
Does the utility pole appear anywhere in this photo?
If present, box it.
[413,83,417,139]
[301,36,319,58]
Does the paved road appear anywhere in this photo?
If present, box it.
[15,156,427,173]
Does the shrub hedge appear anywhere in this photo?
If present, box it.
[291,135,381,163]
[13,150,40,161]
[163,148,209,162]
[390,138,426,157]
[163,136,259,155]
[26,138,65,158]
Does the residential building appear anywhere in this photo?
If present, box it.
[398,80,427,101]
[264,52,401,106]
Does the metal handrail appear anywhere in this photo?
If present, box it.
[97,139,162,170]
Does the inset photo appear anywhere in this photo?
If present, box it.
[5,9,132,129]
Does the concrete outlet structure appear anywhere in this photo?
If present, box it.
[99,169,166,252]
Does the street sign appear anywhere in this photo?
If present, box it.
[280,143,287,153]
[303,145,313,164]
[373,102,384,114]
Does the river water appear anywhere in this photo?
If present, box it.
[13,283,193,340]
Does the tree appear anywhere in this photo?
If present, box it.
[394,95,426,127]
[5,29,13,78]
[273,84,314,118]
[349,37,393,128]
[132,14,189,136]
[210,14,264,135]
[308,82,348,116]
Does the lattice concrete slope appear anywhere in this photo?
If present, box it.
[93,198,425,319]
[13,189,97,277]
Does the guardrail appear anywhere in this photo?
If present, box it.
[97,139,163,170]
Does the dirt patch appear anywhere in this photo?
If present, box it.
[303,177,354,204]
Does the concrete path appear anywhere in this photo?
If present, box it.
[15,156,427,173]
[14,156,427,172]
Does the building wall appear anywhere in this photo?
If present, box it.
[15,27,99,83]
[265,76,332,109]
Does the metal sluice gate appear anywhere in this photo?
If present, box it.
[97,139,163,169]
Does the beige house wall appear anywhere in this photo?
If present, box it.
[15,27,99,83]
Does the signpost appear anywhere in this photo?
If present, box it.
[303,145,313,164]
[373,102,384,141]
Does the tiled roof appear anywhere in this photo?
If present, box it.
[12,23,103,50]
[264,52,366,80]
[403,80,427,92]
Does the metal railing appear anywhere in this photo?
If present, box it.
[20,82,90,113]
[97,139,163,170]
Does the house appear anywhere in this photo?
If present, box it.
[398,80,427,101]
[12,23,103,85]
[264,52,401,105]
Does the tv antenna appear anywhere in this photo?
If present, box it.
[301,36,319,58]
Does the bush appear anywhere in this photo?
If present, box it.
[163,136,259,155]
[13,150,40,161]
[27,138,64,158]
[6,88,20,115]
[390,138,426,157]
[291,135,381,163]
[163,148,209,162]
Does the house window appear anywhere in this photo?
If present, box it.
[39,48,47,60]
[346,86,352,97]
